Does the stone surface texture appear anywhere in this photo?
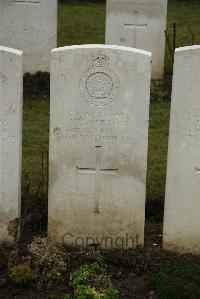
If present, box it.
[106,0,168,79]
[0,0,57,73]
[48,45,151,249]
[0,46,23,242]
[163,45,200,255]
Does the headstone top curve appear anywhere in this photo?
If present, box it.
[0,46,23,56]
[51,44,152,58]
[175,45,200,54]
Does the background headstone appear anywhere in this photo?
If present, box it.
[0,0,57,73]
[0,46,23,242]
[106,0,168,79]
[48,45,151,249]
[163,45,200,254]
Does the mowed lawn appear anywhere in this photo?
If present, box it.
[23,0,200,201]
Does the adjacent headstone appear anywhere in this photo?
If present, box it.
[106,0,168,79]
[48,45,151,249]
[163,46,200,254]
[0,0,57,73]
[0,46,23,242]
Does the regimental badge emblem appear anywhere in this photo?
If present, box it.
[80,51,119,107]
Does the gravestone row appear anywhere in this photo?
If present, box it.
[1,44,200,255]
[0,0,168,76]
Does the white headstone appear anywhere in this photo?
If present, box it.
[0,0,57,73]
[106,0,168,79]
[0,46,23,242]
[163,45,200,254]
[48,45,151,249]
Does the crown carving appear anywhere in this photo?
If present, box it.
[92,51,110,67]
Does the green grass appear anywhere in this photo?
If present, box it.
[23,0,200,202]
[147,102,170,202]
[165,0,200,74]
[58,1,200,73]
[149,261,200,298]
[58,2,105,46]
[22,99,49,193]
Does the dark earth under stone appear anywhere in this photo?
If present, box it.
[1,219,200,299]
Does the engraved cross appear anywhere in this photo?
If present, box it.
[77,146,118,214]
[124,11,148,47]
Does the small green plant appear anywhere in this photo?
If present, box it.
[28,237,69,289]
[9,264,36,286]
[74,285,119,299]
[65,262,119,299]
[149,261,200,299]
[70,262,108,289]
